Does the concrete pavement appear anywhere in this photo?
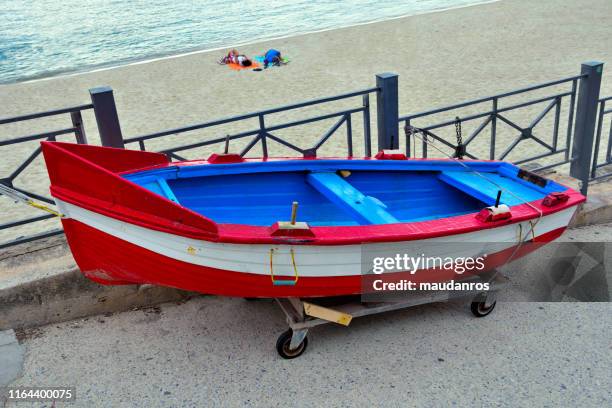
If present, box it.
[4,299,611,407]
[2,224,612,407]
[0,331,23,389]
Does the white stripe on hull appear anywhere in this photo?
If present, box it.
[56,200,576,278]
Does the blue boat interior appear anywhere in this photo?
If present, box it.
[123,160,567,226]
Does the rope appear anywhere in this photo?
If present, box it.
[404,125,543,265]
[27,200,64,217]
[0,183,63,217]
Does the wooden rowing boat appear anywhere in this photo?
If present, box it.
[41,142,584,297]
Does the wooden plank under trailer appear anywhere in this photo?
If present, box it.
[272,271,508,359]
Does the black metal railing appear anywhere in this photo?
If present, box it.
[399,62,605,195]
[0,103,92,249]
[591,95,612,181]
[123,87,378,160]
[399,74,583,168]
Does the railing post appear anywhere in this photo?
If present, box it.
[70,110,87,144]
[570,61,603,195]
[258,114,268,158]
[89,86,124,148]
[590,100,606,178]
[376,73,399,151]
[490,98,498,160]
[362,94,372,157]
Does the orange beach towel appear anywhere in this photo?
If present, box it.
[227,61,260,70]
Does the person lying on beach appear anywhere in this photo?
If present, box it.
[219,49,253,67]
[263,49,283,68]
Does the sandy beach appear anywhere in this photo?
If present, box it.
[1,0,611,244]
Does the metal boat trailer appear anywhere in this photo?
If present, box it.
[272,271,507,359]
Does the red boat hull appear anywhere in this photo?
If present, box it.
[63,218,567,298]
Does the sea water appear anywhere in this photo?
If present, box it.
[0,0,494,84]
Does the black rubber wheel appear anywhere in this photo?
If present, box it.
[276,329,308,359]
[470,293,496,317]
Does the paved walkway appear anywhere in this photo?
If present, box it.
[3,224,612,407]
[0,331,23,389]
